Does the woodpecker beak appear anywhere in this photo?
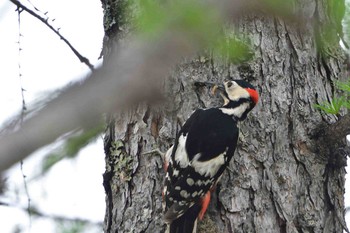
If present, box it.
[211,84,225,95]
[212,84,229,105]
[195,81,217,88]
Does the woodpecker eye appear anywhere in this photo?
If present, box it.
[225,81,237,89]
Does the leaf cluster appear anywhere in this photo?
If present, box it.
[314,81,350,115]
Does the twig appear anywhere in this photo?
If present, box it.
[20,160,32,229]
[9,0,95,71]
[0,201,102,225]
[16,5,27,122]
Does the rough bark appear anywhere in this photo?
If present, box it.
[102,0,348,232]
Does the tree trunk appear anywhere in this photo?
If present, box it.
[101,0,348,232]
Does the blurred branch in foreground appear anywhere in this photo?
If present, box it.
[0,23,203,172]
[0,37,180,171]
[0,0,305,172]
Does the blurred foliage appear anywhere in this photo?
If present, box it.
[134,0,255,63]
[314,81,350,115]
[214,37,254,64]
[41,123,104,174]
[54,220,102,233]
[343,1,350,48]
[314,0,350,115]
[55,221,86,233]
[316,0,346,56]
[327,0,345,31]
[135,0,221,43]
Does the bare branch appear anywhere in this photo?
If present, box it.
[9,0,95,71]
[0,33,195,171]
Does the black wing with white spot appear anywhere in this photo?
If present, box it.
[163,108,239,224]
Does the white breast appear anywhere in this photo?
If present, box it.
[220,102,250,118]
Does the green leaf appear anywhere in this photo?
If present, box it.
[41,123,104,174]
[42,153,65,174]
[63,125,104,158]
[342,99,350,109]
[314,97,345,115]
[335,80,350,93]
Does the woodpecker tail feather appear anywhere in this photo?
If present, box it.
[166,204,201,233]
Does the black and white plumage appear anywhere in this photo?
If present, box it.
[163,80,259,233]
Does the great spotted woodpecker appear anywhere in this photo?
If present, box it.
[163,79,259,233]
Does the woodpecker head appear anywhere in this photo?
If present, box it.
[215,79,259,120]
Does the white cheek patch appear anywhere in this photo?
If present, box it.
[174,135,189,168]
[227,86,250,101]
[190,153,225,177]
[220,102,250,117]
